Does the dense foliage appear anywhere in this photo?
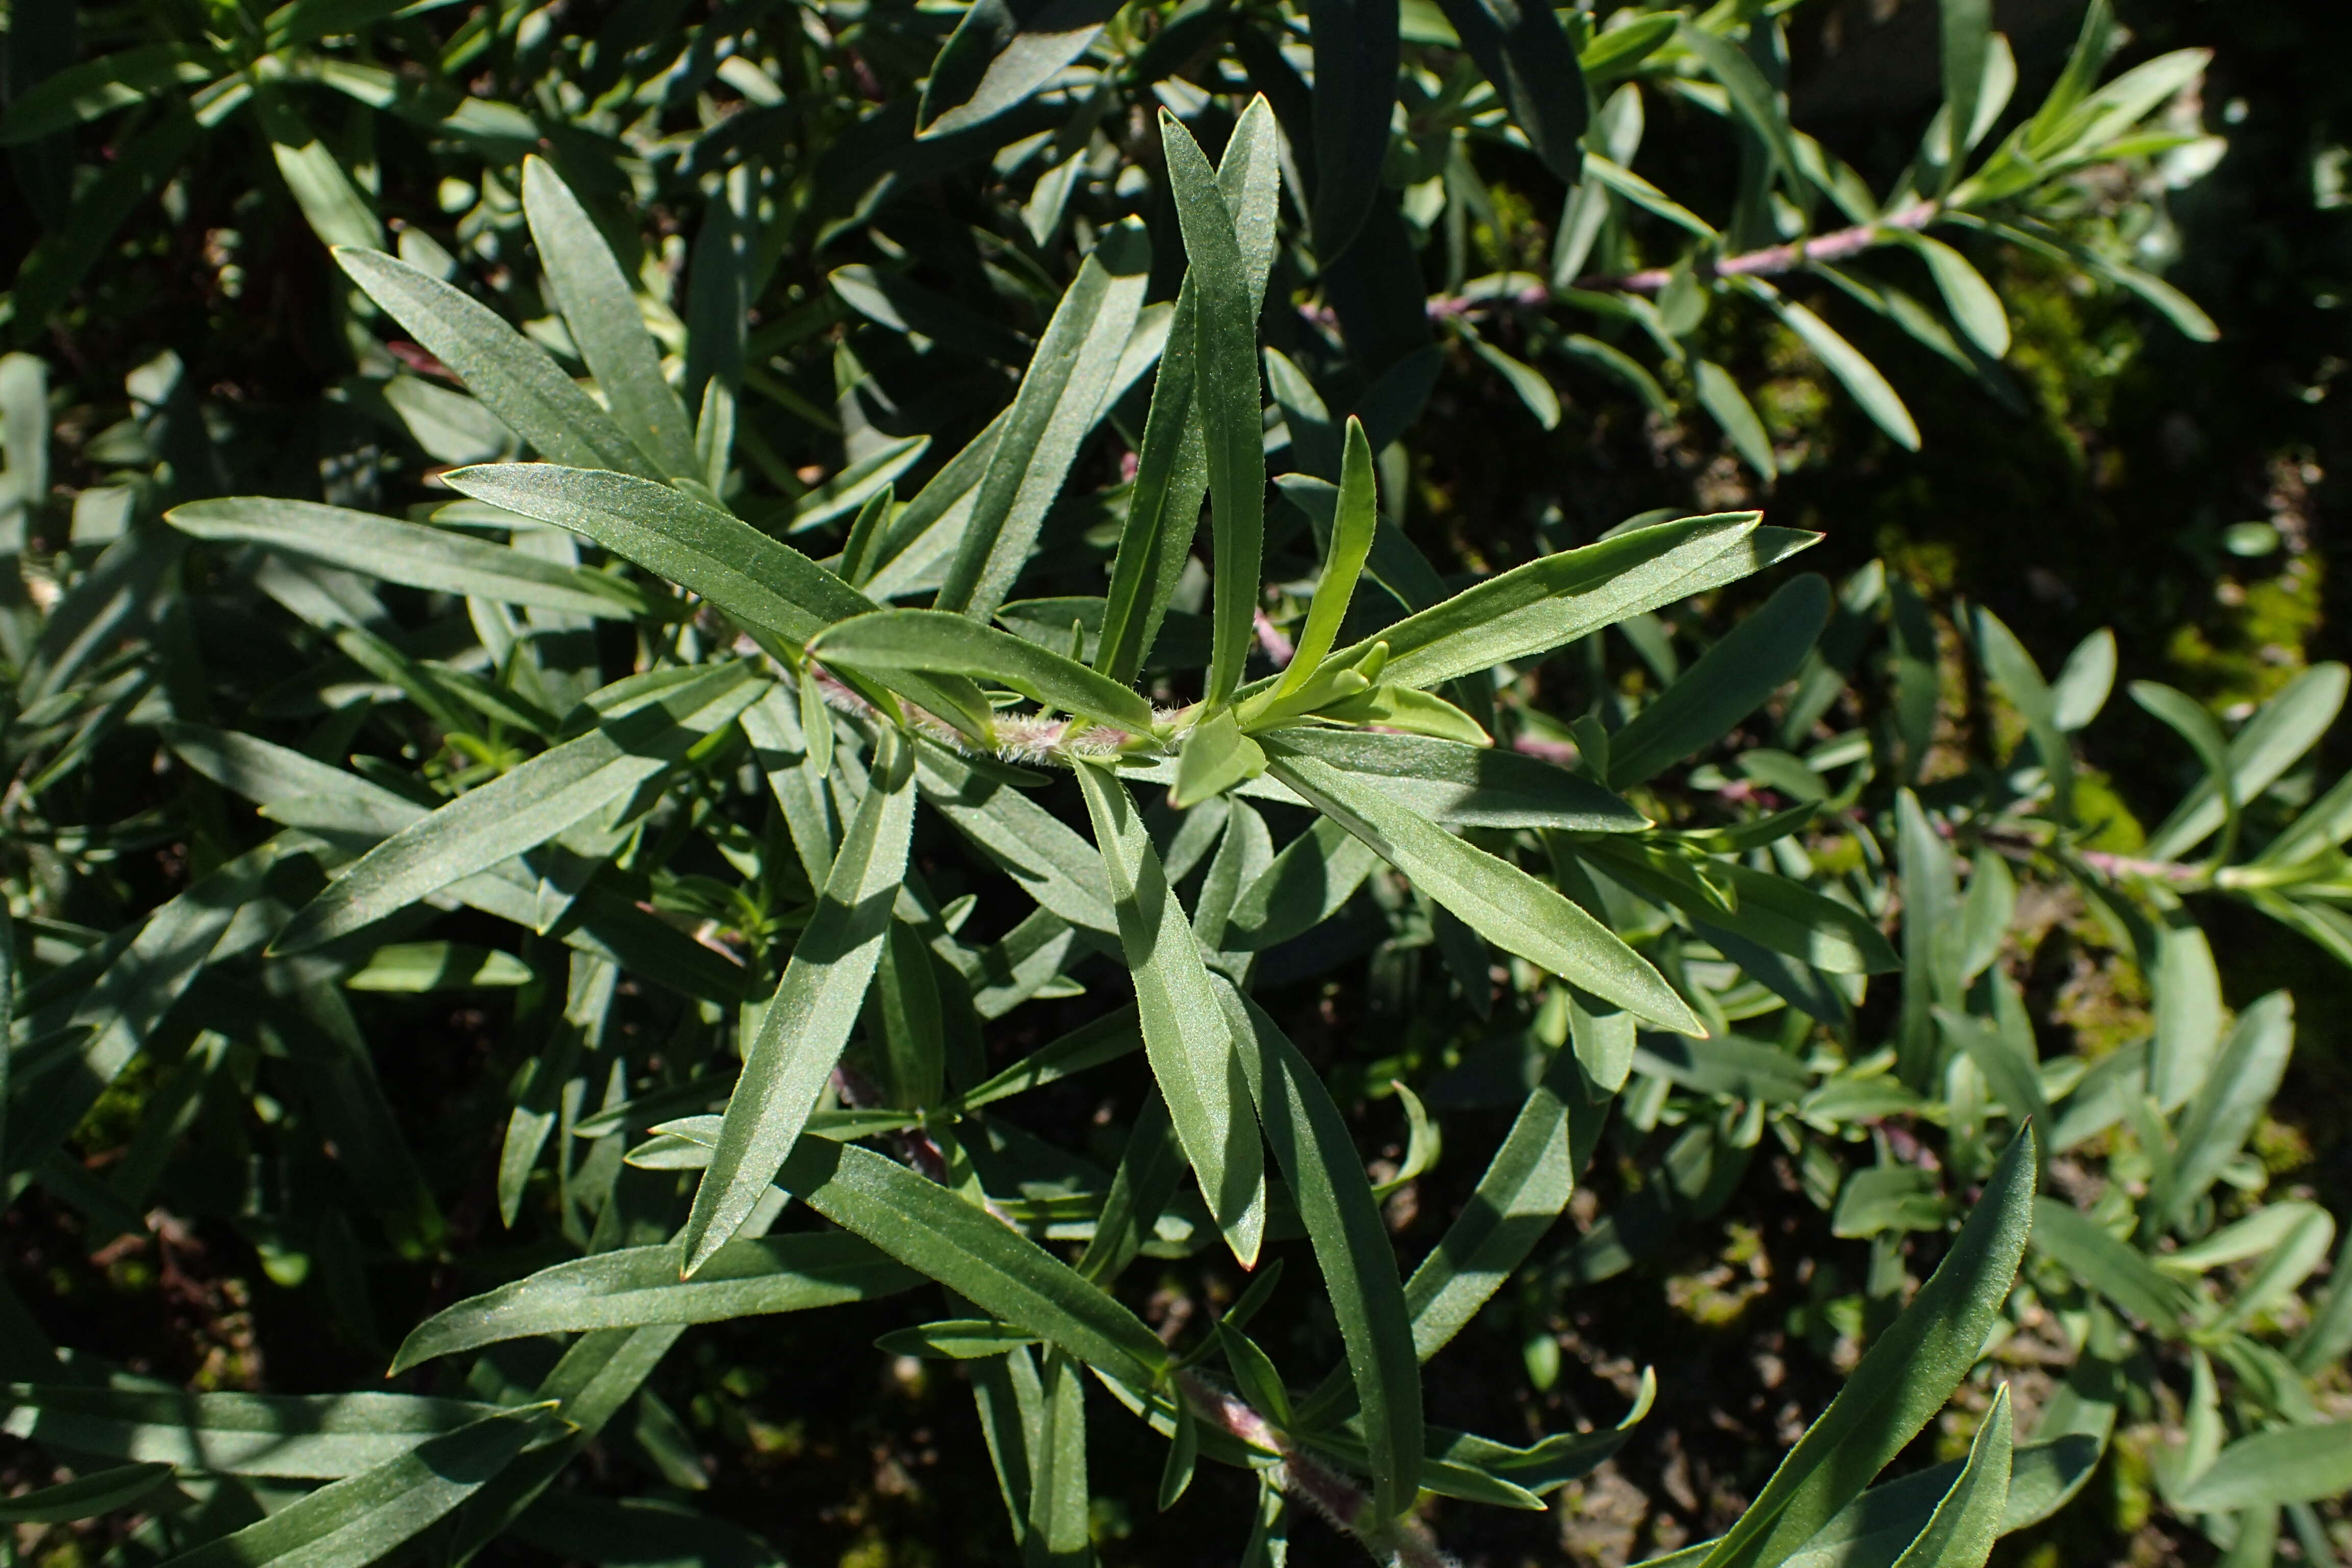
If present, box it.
[1,0,2347,1565]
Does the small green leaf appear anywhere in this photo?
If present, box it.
[0,1461,175,1524]
[1266,745,1703,1033]
[1161,108,1270,705]
[1158,1401,1199,1510]
[1277,416,1380,698]
[274,663,765,954]
[0,1386,518,1479]
[1907,234,2010,358]
[1430,0,1586,180]
[1694,361,1777,479]
[150,1407,554,1568]
[336,248,656,479]
[165,497,653,618]
[680,733,916,1273]
[522,156,699,479]
[1735,281,1921,452]
[2144,664,2348,861]
[1224,815,1381,951]
[812,610,1158,734]
[1172,708,1268,808]
[1887,1384,2013,1568]
[1695,1130,2035,1568]
[915,0,1123,138]
[1264,727,1647,831]
[1221,987,1422,1520]
[1976,604,2075,824]
[935,218,1152,621]
[875,1319,1044,1359]
[1606,575,1831,787]
[394,1234,924,1369]
[1074,763,1267,1264]
[775,1138,1171,1391]
[2175,1423,2352,1513]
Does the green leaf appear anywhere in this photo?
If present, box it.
[1975,605,2074,824]
[1264,744,1703,1033]
[2146,891,2223,1111]
[775,1138,1171,1390]
[812,610,1158,734]
[1694,361,1777,479]
[1308,683,1494,744]
[1306,0,1401,258]
[1223,816,1382,951]
[0,1386,516,1478]
[2144,664,2348,861]
[1262,728,1646,830]
[2027,1198,2191,1330]
[1098,96,1279,684]
[395,1234,924,1370]
[1158,1401,1199,1510]
[875,1319,1043,1359]
[0,45,219,142]
[440,463,994,738]
[2156,991,2293,1231]
[913,740,1117,936]
[151,1406,554,1568]
[1695,1129,2035,1568]
[1907,234,2009,358]
[1735,281,1921,452]
[1888,1383,2012,1568]
[1301,512,1815,692]
[1074,763,1266,1264]
[1935,0,1995,172]
[253,88,381,253]
[165,497,653,618]
[1430,0,1586,180]
[935,218,1152,621]
[680,733,916,1273]
[335,249,656,479]
[2049,627,2118,732]
[343,942,533,991]
[0,1461,175,1524]
[1278,417,1380,698]
[274,662,764,953]
[1160,111,1268,703]
[1172,708,1268,809]
[521,156,699,479]
[1607,575,1831,787]
[914,0,1123,139]
[1221,986,1422,1520]
[1578,840,1899,975]
[2175,1423,2352,1513]
[1462,330,1562,430]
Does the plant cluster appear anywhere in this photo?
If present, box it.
[0,1,2345,1566]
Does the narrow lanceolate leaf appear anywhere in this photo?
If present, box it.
[1736,280,1921,452]
[1431,0,1587,180]
[440,463,993,739]
[1306,0,1400,259]
[335,249,657,479]
[1909,234,2010,358]
[0,1461,175,1524]
[775,1138,1172,1390]
[165,498,652,617]
[915,0,1123,137]
[1160,112,1267,704]
[1607,574,1832,787]
[1576,841,1900,975]
[522,157,699,479]
[1294,513,1809,692]
[1976,605,2074,824]
[812,610,1158,734]
[275,664,764,953]
[1221,987,1421,1519]
[0,1386,514,1479]
[2173,1422,2352,1512]
[1264,744,1702,1034]
[1265,728,1648,831]
[2144,663,2349,861]
[1889,1385,2013,1568]
[1172,708,1267,809]
[1278,416,1379,697]
[935,218,1151,622]
[1074,763,1267,1264]
[1696,1130,2035,1568]
[151,1407,554,1568]
[0,44,220,142]
[681,734,917,1274]
[393,1234,925,1370]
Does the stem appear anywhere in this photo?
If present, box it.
[1423,199,1942,319]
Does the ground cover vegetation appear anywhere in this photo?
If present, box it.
[0,0,2347,1564]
